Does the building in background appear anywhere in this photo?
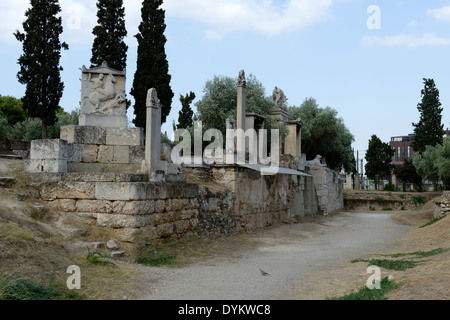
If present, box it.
[390,129,450,167]
[390,134,415,167]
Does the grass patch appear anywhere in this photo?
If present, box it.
[420,215,447,228]
[135,243,178,267]
[327,277,402,300]
[377,248,449,259]
[351,258,427,271]
[0,222,34,242]
[411,196,426,205]
[0,274,83,300]
[85,247,116,266]
[382,208,393,211]
[375,197,383,205]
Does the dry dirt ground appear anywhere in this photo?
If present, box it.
[0,158,449,300]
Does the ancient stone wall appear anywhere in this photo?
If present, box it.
[38,174,199,242]
[307,165,344,215]
[435,191,450,218]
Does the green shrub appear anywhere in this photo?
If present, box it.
[411,196,426,205]
[384,183,396,191]
[0,116,12,138]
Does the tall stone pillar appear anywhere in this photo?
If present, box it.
[145,88,161,171]
[236,70,246,163]
[285,119,303,159]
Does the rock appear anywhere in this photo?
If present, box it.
[106,240,119,250]
[0,177,17,188]
[388,275,395,282]
[111,251,125,258]
[90,242,104,249]
[16,193,27,201]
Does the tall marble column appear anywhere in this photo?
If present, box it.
[236,70,246,163]
[145,88,161,171]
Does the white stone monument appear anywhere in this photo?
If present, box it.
[145,88,162,172]
[79,61,128,128]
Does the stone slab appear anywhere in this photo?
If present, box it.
[113,145,130,164]
[25,159,67,173]
[30,139,68,160]
[79,114,128,128]
[61,126,106,145]
[67,144,82,163]
[106,127,143,146]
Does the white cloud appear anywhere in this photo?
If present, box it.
[0,0,333,46]
[362,33,450,48]
[162,0,334,39]
[427,5,450,22]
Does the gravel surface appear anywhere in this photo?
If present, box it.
[139,212,412,300]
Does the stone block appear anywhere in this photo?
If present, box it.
[30,139,68,160]
[67,144,82,163]
[95,182,146,201]
[146,183,167,200]
[106,127,143,146]
[155,200,166,213]
[156,223,174,237]
[25,159,67,173]
[82,145,99,163]
[97,145,114,163]
[79,114,128,128]
[76,200,113,213]
[113,145,130,164]
[47,199,77,212]
[130,146,145,164]
[61,126,106,145]
[97,214,151,228]
[174,220,190,234]
[114,228,141,243]
[122,201,155,215]
[40,181,95,200]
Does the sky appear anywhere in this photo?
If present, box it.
[1,0,450,161]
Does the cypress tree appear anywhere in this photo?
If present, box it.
[14,0,68,139]
[177,91,196,129]
[91,0,128,71]
[131,0,174,130]
[412,78,444,154]
[365,135,395,190]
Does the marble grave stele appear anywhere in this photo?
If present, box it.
[79,61,128,128]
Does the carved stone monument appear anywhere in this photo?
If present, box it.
[236,70,246,163]
[79,61,128,128]
[145,88,161,172]
[270,86,289,123]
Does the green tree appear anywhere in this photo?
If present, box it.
[287,98,355,173]
[365,135,394,190]
[411,78,444,154]
[393,159,422,191]
[0,95,26,125]
[195,74,272,134]
[90,0,128,71]
[412,144,440,191]
[177,92,196,129]
[436,137,450,190]
[14,0,68,139]
[131,0,174,129]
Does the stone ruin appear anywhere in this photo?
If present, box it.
[24,66,344,244]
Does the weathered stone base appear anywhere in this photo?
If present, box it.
[78,114,128,128]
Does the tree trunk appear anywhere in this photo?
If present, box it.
[432,180,437,192]
[41,119,47,140]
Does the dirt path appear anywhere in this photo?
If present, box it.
[138,212,412,300]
